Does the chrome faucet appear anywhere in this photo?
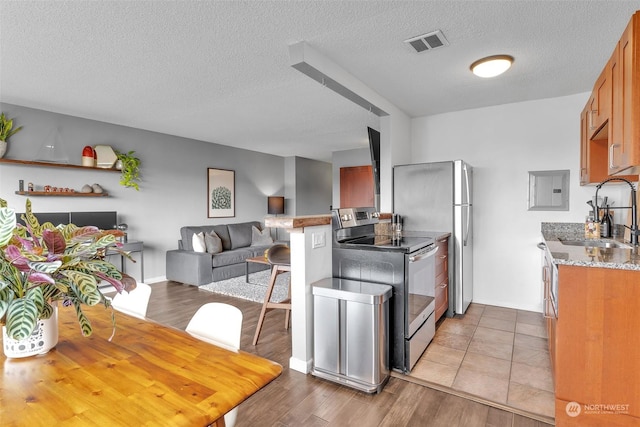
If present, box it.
[595,177,639,246]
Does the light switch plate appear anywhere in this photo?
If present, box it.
[312,232,326,248]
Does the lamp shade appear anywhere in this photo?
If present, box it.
[267,196,285,215]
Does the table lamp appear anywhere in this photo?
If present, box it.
[267,196,284,215]
[267,196,284,241]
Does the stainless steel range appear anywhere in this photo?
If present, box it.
[331,207,437,373]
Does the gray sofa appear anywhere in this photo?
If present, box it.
[165,221,273,286]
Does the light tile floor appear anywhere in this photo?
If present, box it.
[409,303,555,419]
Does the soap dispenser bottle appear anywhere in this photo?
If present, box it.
[585,212,600,239]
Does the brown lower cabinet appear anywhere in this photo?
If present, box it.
[553,265,640,426]
[434,236,449,321]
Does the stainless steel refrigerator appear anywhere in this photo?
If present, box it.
[393,160,473,315]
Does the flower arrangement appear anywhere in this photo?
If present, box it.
[0,198,134,341]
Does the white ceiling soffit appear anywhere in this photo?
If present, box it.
[2,1,640,162]
[289,42,389,117]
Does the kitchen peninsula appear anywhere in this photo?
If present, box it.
[541,223,640,426]
[265,214,332,374]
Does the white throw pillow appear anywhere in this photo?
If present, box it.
[251,226,273,246]
[192,232,206,253]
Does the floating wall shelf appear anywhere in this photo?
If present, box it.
[0,158,119,172]
[14,191,109,197]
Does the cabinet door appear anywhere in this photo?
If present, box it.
[579,103,612,185]
[339,165,374,208]
[434,237,449,321]
[610,14,640,174]
[541,250,556,379]
[580,107,588,185]
[555,265,640,424]
[588,63,611,140]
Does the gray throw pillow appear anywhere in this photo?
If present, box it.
[251,226,273,246]
[205,231,223,254]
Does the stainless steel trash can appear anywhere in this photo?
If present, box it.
[311,277,393,393]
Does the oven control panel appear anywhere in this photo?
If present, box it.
[336,207,379,228]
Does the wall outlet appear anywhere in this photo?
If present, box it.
[312,232,326,248]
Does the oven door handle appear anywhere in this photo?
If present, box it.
[409,245,439,263]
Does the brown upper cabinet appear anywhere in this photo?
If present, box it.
[580,104,610,185]
[586,59,611,140]
[610,13,640,175]
[580,11,640,184]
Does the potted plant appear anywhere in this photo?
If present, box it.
[115,150,141,190]
[0,198,135,357]
[0,112,23,158]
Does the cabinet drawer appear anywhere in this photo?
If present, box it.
[435,269,448,287]
[435,280,448,298]
[435,281,448,320]
[436,255,448,276]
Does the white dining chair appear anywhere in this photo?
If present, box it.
[186,302,243,427]
[110,282,152,319]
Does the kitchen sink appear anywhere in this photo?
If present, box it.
[558,239,633,249]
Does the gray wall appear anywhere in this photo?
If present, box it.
[293,156,332,215]
[0,103,286,282]
[281,156,332,217]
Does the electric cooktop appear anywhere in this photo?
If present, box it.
[337,235,434,253]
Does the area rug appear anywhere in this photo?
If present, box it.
[200,270,289,303]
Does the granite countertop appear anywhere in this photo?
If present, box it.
[402,230,452,241]
[542,222,640,271]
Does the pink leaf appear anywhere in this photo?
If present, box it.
[28,272,55,284]
[14,235,35,252]
[42,229,66,254]
[95,273,125,293]
[4,245,30,270]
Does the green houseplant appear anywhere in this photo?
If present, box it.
[115,150,141,190]
[0,113,23,158]
[0,113,23,142]
[0,198,134,345]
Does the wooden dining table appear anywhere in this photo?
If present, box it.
[1,304,282,426]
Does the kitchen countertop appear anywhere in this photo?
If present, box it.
[403,230,452,241]
[265,214,331,230]
[542,222,640,271]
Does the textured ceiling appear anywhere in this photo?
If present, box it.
[2,1,640,162]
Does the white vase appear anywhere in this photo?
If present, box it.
[0,140,7,158]
[2,305,59,358]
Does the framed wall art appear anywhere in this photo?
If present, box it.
[207,168,235,218]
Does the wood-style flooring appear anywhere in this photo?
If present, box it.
[143,281,554,427]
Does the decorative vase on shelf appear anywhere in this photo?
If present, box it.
[2,304,59,358]
[0,140,7,158]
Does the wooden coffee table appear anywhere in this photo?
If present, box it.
[246,255,271,283]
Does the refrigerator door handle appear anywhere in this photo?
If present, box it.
[463,163,471,206]
[463,163,471,246]
[464,206,470,246]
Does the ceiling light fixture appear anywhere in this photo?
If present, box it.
[470,55,514,78]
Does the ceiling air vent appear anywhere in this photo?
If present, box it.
[404,30,449,53]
